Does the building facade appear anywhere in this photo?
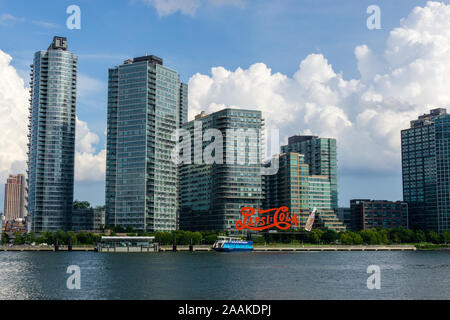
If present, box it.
[27,36,77,232]
[401,108,450,232]
[264,152,345,232]
[4,174,26,221]
[72,208,105,232]
[350,199,408,231]
[179,109,264,232]
[336,207,351,229]
[105,55,187,232]
[264,153,310,221]
[281,135,338,210]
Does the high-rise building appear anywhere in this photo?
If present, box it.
[281,135,338,210]
[350,199,408,231]
[105,55,187,232]
[264,152,345,232]
[4,174,26,221]
[264,153,310,219]
[179,109,264,232]
[401,108,450,232]
[27,36,77,232]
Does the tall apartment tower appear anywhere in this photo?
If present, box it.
[106,55,187,232]
[401,108,450,232]
[27,36,77,232]
[179,109,264,233]
[4,174,26,221]
[281,135,338,210]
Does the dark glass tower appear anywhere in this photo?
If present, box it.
[27,36,77,232]
[105,55,187,232]
[401,108,450,232]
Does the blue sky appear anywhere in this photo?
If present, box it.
[0,0,442,208]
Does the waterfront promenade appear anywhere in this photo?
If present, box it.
[0,244,417,252]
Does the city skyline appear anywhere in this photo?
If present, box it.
[2,1,450,306]
[1,1,450,210]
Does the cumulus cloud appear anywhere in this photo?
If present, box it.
[141,0,245,16]
[188,1,450,174]
[75,118,106,182]
[0,50,29,184]
[0,49,105,184]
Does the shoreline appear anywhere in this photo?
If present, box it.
[2,244,444,252]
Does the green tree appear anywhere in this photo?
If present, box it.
[427,231,440,244]
[73,200,91,210]
[388,228,402,244]
[415,230,426,243]
[204,234,218,244]
[440,231,450,244]
[13,233,25,245]
[25,232,37,244]
[39,231,55,245]
[307,229,324,244]
[374,229,389,244]
[352,232,363,245]
[56,230,68,245]
[339,232,353,245]
[2,233,9,245]
[322,229,338,244]
[66,231,77,245]
[360,229,381,245]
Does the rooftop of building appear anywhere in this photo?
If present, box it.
[123,55,163,66]
[288,135,319,144]
[188,108,263,123]
[286,134,336,145]
[48,36,68,51]
[408,108,448,128]
[350,199,406,204]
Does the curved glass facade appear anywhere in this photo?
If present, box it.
[27,37,77,232]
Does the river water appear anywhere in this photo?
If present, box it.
[0,251,449,300]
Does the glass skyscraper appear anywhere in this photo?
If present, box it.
[264,153,310,218]
[179,109,264,233]
[27,36,77,232]
[401,108,450,232]
[264,152,345,232]
[281,135,338,210]
[105,55,187,232]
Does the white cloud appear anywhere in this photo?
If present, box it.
[188,1,450,174]
[76,118,100,154]
[0,13,24,25]
[0,50,29,183]
[75,118,106,182]
[77,73,106,99]
[141,0,245,16]
[0,13,57,28]
[31,20,59,29]
[0,49,105,184]
[75,149,106,183]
